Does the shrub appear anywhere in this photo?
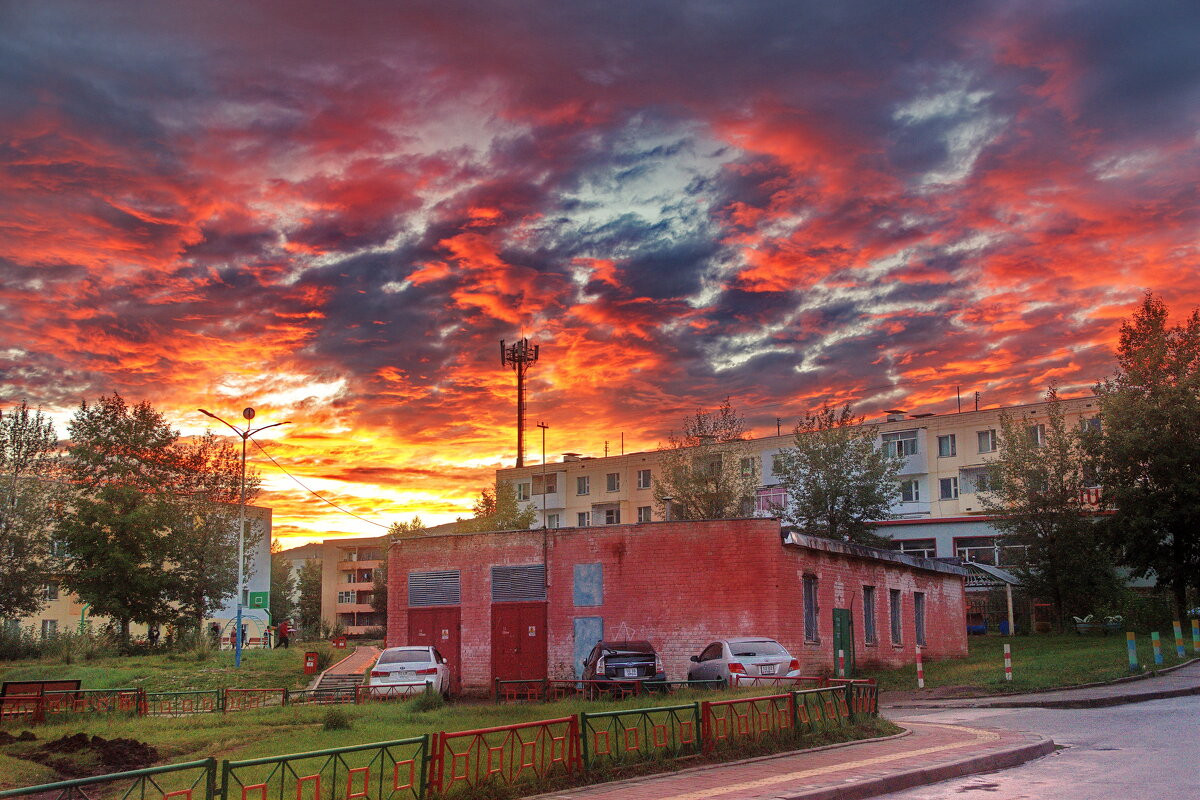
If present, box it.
[409,687,445,712]
[322,709,352,730]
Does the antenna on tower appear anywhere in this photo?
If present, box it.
[501,338,540,467]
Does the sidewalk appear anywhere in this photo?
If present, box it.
[532,723,1053,800]
[885,657,1200,709]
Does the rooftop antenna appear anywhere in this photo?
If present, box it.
[501,338,539,467]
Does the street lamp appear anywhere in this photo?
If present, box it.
[198,407,291,668]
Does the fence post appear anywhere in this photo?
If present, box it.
[843,682,853,720]
[1151,632,1163,665]
[1003,643,1012,681]
[204,756,217,800]
[837,649,845,678]
[427,731,442,793]
[699,700,712,754]
[1192,619,1200,654]
[916,646,925,689]
[579,711,590,768]
[568,714,581,772]
[138,688,147,717]
[1173,621,1185,659]
[493,677,499,704]
[282,688,289,707]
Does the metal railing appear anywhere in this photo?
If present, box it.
[144,690,222,716]
[700,692,794,754]
[0,758,217,800]
[580,702,701,767]
[222,736,429,800]
[494,677,722,703]
[428,717,581,795]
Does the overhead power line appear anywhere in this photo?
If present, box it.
[250,436,390,530]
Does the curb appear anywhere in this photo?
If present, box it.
[987,683,1200,709]
[773,736,1056,800]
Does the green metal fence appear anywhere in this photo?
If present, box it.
[144,690,222,716]
[0,758,217,800]
[580,702,702,767]
[222,736,429,800]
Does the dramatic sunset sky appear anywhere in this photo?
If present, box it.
[1,1,1197,544]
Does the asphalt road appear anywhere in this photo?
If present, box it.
[881,695,1198,799]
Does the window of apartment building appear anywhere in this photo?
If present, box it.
[637,506,652,523]
[604,508,621,525]
[44,582,58,601]
[546,513,561,529]
[899,479,920,503]
[803,574,819,642]
[1027,423,1046,447]
[889,589,902,644]
[956,536,1003,565]
[937,434,956,457]
[1080,416,1102,434]
[577,511,590,527]
[893,538,937,558]
[939,477,959,500]
[914,592,927,646]
[863,586,878,644]
[881,429,919,458]
[576,475,590,495]
[978,429,997,453]
[771,453,785,475]
[41,619,56,639]
[360,549,381,561]
[337,591,355,604]
[606,472,620,492]
[959,466,995,494]
[637,468,652,489]
[532,473,558,495]
[739,456,757,477]
[515,482,531,501]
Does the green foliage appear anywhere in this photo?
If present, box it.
[0,401,60,619]
[981,388,1123,627]
[774,404,903,544]
[321,708,352,730]
[651,398,759,521]
[455,483,536,533]
[296,559,322,633]
[1091,292,1200,618]
[269,543,296,625]
[409,686,446,712]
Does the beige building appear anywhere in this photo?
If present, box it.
[319,536,386,635]
[496,396,1102,567]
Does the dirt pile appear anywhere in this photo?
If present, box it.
[24,733,158,777]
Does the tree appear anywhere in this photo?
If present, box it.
[1091,293,1200,619]
[269,540,296,626]
[651,399,759,520]
[372,517,426,624]
[980,389,1123,627]
[456,483,536,532]
[774,404,903,544]
[56,394,181,641]
[168,432,261,630]
[297,558,323,633]
[0,402,60,619]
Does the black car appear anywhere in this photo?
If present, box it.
[580,640,666,693]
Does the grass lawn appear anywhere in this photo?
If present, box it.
[0,686,887,788]
[0,645,327,693]
[863,632,1197,695]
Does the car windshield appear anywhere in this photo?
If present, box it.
[730,640,787,657]
[377,649,431,665]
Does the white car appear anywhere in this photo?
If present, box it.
[687,637,801,687]
[369,646,451,698]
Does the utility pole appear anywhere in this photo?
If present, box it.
[537,421,548,527]
[500,338,539,467]
[198,407,290,668]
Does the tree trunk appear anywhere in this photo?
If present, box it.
[119,618,131,644]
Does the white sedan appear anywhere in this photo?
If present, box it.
[369,646,451,698]
[687,637,801,686]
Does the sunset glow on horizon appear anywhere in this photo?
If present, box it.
[2,1,1197,545]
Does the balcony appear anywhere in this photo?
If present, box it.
[334,602,376,613]
[896,449,927,476]
[337,559,381,571]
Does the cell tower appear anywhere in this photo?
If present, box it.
[500,338,539,467]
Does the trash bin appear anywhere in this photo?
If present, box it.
[332,636,347,649]
[304,651,319,674]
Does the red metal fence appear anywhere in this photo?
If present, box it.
[428,716,581,795]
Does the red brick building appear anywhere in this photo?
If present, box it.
[386,518,967,695]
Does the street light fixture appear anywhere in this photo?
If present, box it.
[198,407,291,668]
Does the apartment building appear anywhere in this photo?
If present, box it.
[319,536,386,634]
[496,396,1102,568]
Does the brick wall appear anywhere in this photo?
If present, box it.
[388,519,967,694]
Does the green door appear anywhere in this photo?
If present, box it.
[832,608,855,677]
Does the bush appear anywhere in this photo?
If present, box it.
[409,687,445,712]
[0,625,44,661]
[322,709,352,730]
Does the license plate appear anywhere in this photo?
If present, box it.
[624,667,639,678]
[760,664,776,675]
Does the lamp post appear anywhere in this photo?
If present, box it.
[537,421,549,527]
[661,496,674,522]
[198,407,290,667]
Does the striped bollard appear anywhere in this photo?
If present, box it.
[837,649,846,678]
[916,646,925,689]
[1173,621,1185,659]
[1151,632,1163,665]
[1126,632,1139,672]
[1003,643,1012,682]
[1192,619,1199,654]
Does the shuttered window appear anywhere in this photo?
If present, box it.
[408,570,461,606]
[491,565,546,602]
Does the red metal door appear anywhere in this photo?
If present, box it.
[408,607,462,694]
[491,602,547,682]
